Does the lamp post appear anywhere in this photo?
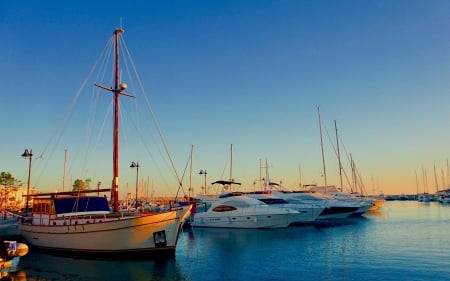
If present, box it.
[199,170,207,194]
[130,162,139,209]
[21,149,33,215]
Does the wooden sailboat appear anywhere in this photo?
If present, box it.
[18,28,192,257]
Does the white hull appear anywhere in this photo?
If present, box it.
[292,205,324,223]
[348,202,373,217]
[192,195,297,229]
[271,191,359,220]
[263,202,324,223]
[192,212,295,229]
[243,192,324,223]
[316,207,357,220]
[19,206,191,254]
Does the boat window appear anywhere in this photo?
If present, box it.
[259,198,288,204]
[219,192,244,198]
[32,199,54,214]
[212,205,237,212]
[223,200,251,208]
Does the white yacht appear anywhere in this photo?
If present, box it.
[327,191,373,217]
[271,190,360,220]
[243,191,324,223]
[191,195,298,229]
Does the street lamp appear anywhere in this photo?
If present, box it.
[21,149,33,215]
[199,170,207,194]
[130,161,139,209]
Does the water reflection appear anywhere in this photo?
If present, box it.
[8,203,450,281]
[1,270,26,281]
[15,251,188,281]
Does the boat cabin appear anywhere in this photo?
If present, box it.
[32,196,110,218]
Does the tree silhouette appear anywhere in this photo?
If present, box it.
[0,172,20,208]
[72,178,92,191]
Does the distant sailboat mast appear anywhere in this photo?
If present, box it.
[230,144,233,183]
[415,170,419,197]
[434,164,439,192]
[260,159,263,190]
[350,154,356,193]
[317,107,328,191]
[298,164,302,189]
[447,159,450,187]
[334,120,343,191]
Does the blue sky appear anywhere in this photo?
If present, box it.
[2,1,450,197]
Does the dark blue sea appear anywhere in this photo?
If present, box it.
[6,201,450,281]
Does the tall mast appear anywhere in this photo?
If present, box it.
[95,28,135,212]
[189,145,194,199]
[112,28,122,212]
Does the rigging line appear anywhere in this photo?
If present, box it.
[322,121,355,191]
[220,149,230,180]
[339,134,353,171]
[121,39,184,191]
[118,39,176,189]
[116,38,166,179]
[337,133,363,191]
[82,38,115,177]
[175,151,192,200]
[329,126,354,190]
[38,36,114,160]
[33,36,115,187]
[353,160,367,194]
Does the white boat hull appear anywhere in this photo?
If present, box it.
[291,205,324,223]
[19,206,191,255]
[316,207,357,220]
[192,212,296,229]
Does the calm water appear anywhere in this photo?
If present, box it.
[6,201,450,281]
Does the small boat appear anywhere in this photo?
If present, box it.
[438,193,450,204]
[0,239,29,272]
[191,195,298,229]
[417,193,433,202]
[18,28,192,257]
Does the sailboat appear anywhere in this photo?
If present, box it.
[18,28,192,257]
